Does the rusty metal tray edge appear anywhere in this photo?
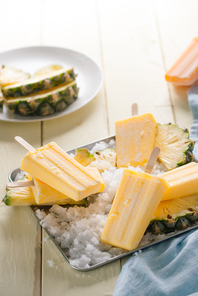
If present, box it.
[9,134,198,272]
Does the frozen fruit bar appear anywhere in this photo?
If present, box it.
[31,167,103,204]
[20,142,104,201]
[161,162,198,201]
[116,113,157,168]
[101,169,169,251]
[165,37,198,86]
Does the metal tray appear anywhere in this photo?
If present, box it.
[9,135,198,271]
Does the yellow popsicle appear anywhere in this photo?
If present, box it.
[20,142,104,201]
[116,113,157,168]
[161,162,198,201]
[31,167,103,204]
[101,169,169,251]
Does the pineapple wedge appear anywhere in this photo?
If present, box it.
[5,81,78,116]
[3,186,87,206]
[147,194,198,234]
[155,123,194,170]
[2,68,76,99]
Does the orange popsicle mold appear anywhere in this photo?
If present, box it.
[165,38,198,86]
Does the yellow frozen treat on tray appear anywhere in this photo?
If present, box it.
[30,167,103,204]
[20,142,104,201]
[116,113,157,168]
[101,169,169,251]
[161,162,198,201]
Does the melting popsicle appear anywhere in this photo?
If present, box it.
[161,162,198,201]
[165,37,198,86]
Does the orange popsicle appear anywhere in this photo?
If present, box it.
[165,37,198,86]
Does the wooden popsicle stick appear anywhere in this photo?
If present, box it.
[7,180,34,188]
[131,103,138,116]
[144,147,160,174]
[15,136,35,152]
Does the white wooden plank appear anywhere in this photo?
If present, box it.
[154,0,198,129]
[41,0,108,150]
[0,0,42,294]
[0,123,42,296]
[98,0,174,135]
[0,0,42,52]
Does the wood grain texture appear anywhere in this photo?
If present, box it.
[0,0,42,293]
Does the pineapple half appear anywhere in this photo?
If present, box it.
[2,68,76,99]
[147,194,198,234]
[155,123,194,170]
[5,81,78,116]
[3,186,87,206]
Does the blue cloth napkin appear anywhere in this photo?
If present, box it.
[113,87,198,296]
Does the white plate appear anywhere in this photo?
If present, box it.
[0,46,103,122]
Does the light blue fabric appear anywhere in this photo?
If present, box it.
[114,230,198,296]
[113,86,198,296]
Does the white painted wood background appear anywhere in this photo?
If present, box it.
[0,0,197,295]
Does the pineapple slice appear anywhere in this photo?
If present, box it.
[5,81,78,116]
[2,68,76,99]
[147,194,198,234]
[3,186,87,206]
[155,123,194,170]
[74,148,95,166]
[0,66,30,87]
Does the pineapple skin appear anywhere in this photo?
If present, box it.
[2,68,76,99]
[5,81,78,116]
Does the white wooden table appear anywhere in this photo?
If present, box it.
[0,0,197,295]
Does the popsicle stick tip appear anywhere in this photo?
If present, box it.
[15,136,35,152]
[144,147,161,174]
[6,181,34,188]
[131,103,138,117]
